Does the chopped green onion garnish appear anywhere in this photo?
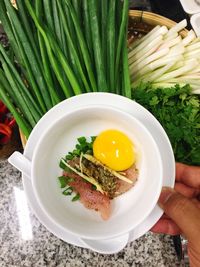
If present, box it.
[66,177,74,183]
[58,175,74,188]
[72,193,80,202]
[62,187,73,196]
[59,159,68,170]
[59,158,73,172]
[58,176,68,188]
[59,159,66,170]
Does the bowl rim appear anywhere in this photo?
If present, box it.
[129,10,189,37]
[22,92,175,246]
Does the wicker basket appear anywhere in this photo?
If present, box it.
[128,10,188,38]
[19,11,188,148]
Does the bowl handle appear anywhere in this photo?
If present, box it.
[8,151,31,178]
[80,232,130,254]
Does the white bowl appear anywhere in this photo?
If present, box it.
[13,93,175,253]
[9,105,163,240]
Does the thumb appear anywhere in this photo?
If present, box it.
[159,187,200,245]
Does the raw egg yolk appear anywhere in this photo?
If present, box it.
[93,129,135,171]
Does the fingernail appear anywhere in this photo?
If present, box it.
[158,187,175,209]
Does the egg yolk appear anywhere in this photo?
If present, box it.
[93,129,135,171]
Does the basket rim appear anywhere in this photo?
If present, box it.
[129,10,189,37]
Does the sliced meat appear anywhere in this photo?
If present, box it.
[63,170,80,180]
[124,164,138,181]
[115,164,138,196]
[63,171,111,220]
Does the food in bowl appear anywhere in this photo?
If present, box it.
[58,129,138,220]
[9,103,163,240]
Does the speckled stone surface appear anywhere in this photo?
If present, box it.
[0,159,182,267]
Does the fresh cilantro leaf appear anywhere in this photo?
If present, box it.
[132,83,200,165]
[64,136,97,162]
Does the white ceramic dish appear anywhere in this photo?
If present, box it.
[10,105,163,240]
[32,106,162,240]
[21,93,175,253]
[179,0,200,15]
[191,13,200,36]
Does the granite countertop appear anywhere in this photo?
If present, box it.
[0,157,181,267]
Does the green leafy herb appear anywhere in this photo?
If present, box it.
[62,187,73,196]
[58,176,74,188]
[65,152,74,160]
[66,177,74,183]
[72,193,80,202]
[58,176,67,188]
[59,159,67,170]
[59,159,72,171]
[65,136,96,160]
[132,83,200,165]
[77,136,87,144]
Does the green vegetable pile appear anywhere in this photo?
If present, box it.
[0,0,130,137]
[133,83,200,165]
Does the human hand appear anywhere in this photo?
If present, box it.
[151,163,200,267]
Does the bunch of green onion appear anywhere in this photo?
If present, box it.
[0,0,131,138]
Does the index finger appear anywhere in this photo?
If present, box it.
[176,163,200,189]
